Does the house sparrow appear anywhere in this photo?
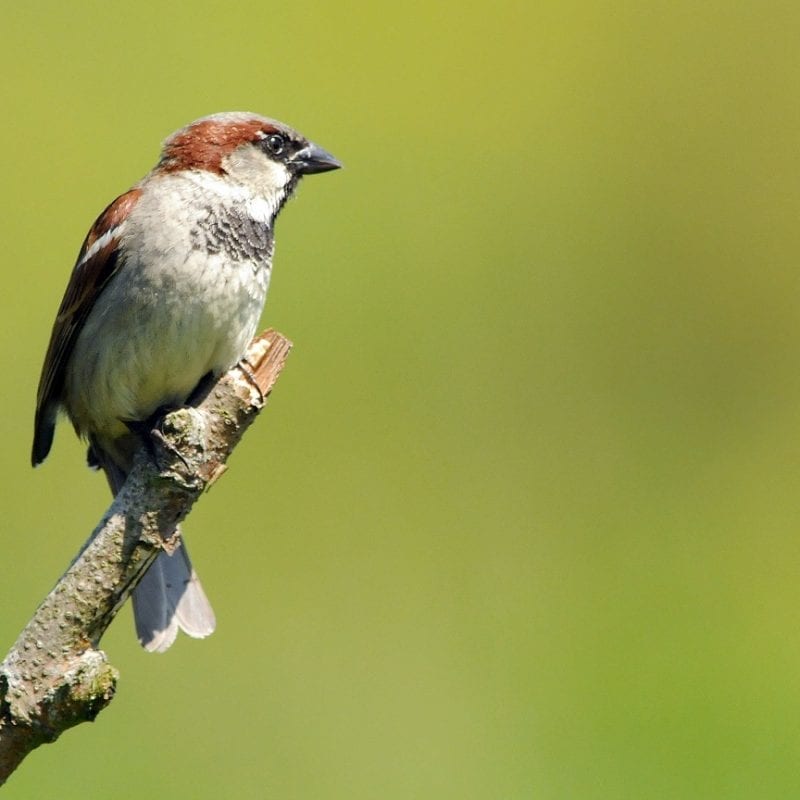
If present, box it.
[32,112,341,652]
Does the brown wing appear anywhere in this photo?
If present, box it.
[32,189,142,465]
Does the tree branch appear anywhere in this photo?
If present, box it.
[0,329,292,786]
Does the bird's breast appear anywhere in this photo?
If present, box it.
[64,218,272,444]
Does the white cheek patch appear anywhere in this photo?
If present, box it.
[223,146,292,196]
[258,156,292,190]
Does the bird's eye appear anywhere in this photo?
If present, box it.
[265,134,286,155]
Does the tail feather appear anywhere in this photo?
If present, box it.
[132,541,216,653]
[91,439,216,652]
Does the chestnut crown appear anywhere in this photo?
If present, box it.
[157,112,341,177]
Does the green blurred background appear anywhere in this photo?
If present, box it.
[2,1,800,797]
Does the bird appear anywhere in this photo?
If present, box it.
[32,112,341,652]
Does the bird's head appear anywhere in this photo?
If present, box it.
[156,112,341,210]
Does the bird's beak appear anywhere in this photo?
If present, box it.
[291,142,342,174]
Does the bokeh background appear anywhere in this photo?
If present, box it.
[2,1,800,797]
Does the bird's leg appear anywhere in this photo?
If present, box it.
[185,371,216,406]
[124,369,217,471]
[123,406,190,471]
[236,358,265,402]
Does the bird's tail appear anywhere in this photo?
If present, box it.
[93,441,216,652]
[132,541,216,652]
